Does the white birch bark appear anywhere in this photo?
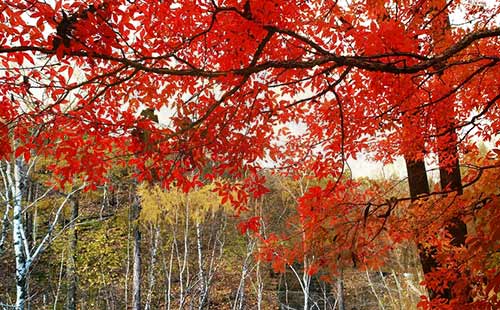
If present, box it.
[232,235,255,310]
[203,213,227,309]
[174,196,190,309]
[125,205,131,307]
[255,199,265,310]
[195,221,207,310]
[336,269,345,310]
[366,270,385,310]
[132,200,142,310]
[0,164,11,254]
[163,239,175,310]
[7,157,83,310]
[254,260,263,310]
[144,224,160,310]
[12,159,28,310]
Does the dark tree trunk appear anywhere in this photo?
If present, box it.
[405,132,467,302]
[438,130,467,245]
[438,147,462,195]
[437,128,468,300]
[405,158,430,199]
[404,156,437,298]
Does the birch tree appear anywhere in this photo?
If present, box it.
[0,154,84,310]
[138,182,229,309]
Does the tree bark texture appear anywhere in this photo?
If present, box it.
[66,197,79,310]
[132,200,142,310]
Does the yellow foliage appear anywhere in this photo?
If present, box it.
[137,182,231,224]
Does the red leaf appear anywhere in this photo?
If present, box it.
[237,216,260,234]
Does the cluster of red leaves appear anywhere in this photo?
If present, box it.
[0,0,499,308]
[258,165,500,309]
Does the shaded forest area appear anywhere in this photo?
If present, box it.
[0,166,427,310]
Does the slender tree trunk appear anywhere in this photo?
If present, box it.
[233,236,254,310]
[302,271,309,310]
[366,270,385,310]
[66,197,79,310]
[301,222,310,310]
[8,156,83,310]
[163,240,175,310]
[336,269,345,310]
[211,217,227,307]
[287,263,311,310]
[0,202,9,254]
[144,224,160,310]
[31,203,37,250]
[255,260,263,310]
[125,195,132,307]
[0,164,12,254]
[164,207,180,310]
[176,198,190,309]
[195,221,207,309]
[255,199,264,310]
[12,159,27,310]
[132,200,142,310]
[233,264,247,310]
[54,249,66,310]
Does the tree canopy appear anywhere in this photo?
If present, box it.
[1,0,500,309]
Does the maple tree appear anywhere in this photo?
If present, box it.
[1,0,500,309]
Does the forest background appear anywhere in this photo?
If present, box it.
[0,0,499,309]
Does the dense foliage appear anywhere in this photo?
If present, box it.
[0,0,499,309]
